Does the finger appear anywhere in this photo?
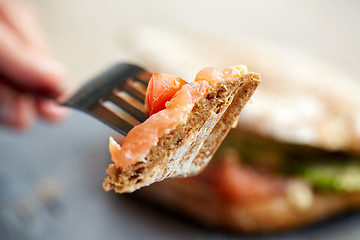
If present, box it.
[36,98,68,122]
[0,19,67,98]
[0,0,49,53]
[0,81,35,129]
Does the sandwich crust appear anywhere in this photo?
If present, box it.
[103,73,260,193]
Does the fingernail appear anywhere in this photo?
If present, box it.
[33,56,68,96]
[37,57,67,81]
[38,57,67,77]
[40,100,69,122]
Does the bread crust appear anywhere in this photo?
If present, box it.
[103,73,260,193]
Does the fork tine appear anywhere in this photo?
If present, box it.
[123,78,147,103]
[107,91,148,122]
[91,102,134,135]
[61,63,152,136]
[135,71,152,85]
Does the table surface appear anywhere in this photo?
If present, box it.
[1,111,360,240]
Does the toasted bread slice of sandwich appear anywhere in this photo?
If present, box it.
[137,137,360,233]
[116,26,360,233]
[103,66,260,193]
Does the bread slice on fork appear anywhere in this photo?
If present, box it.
[103,70,260,193]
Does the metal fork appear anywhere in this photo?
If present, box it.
[61,63,151,136]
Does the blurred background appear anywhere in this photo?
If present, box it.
[30,0,360,87]
[1,0,360,239]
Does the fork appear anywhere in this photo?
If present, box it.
[61,63,151,136]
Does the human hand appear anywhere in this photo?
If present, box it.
[0,0,67,130]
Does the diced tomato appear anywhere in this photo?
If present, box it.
[208,152,284,204]
[145,73,187,116]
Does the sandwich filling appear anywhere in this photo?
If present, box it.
[223,131,360,193]
[194,130,360,205]
[109,65,248,169]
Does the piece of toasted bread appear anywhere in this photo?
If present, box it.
[137,178,360,233]
[103,73,260,193]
